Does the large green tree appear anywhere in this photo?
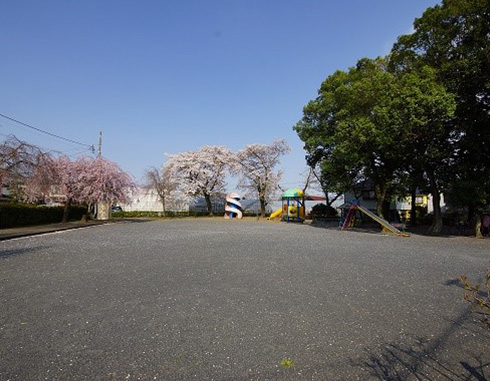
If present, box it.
[382,66,455,234]
[295,57,455,233]
[295,58,404,220]
[391,0,490,235]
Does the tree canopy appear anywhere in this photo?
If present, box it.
[166,146,234,215]
[392,0,490,231]
[235,139,290,217]
[295,57,455,231]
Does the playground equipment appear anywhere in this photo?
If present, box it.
[269,208,282,220]
[341,203,409,237]
[224,193,243,219]
[281,188,306,223]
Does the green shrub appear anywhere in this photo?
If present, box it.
[311,203,338,218]
[0,203,87,228]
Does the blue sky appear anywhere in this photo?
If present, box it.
[1,0,440,190]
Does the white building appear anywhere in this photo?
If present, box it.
[120,188,189,213]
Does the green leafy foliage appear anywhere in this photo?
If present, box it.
[294,57,455,228]
[392,0,490,233]
[296,0,489,235]
[311,203,337,218]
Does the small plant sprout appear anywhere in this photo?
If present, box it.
[460,268,490,328]
[280,358,295,368]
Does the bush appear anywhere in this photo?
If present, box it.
[0,203,87,228]
[311,203,338,219]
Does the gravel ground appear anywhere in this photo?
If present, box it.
[0,219,488,380]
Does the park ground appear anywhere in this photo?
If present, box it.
[0,219,488,380]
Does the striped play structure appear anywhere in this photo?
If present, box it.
[224,193,243,219]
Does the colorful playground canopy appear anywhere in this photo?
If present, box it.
[281,188,304,198]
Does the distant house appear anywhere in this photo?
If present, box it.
[1,185,10,202]
[342,179,378,211]
[342,179,445,221]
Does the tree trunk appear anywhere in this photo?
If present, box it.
[474,211,483,238]
[160,197,166,218]
[426,168,443,235]
[374,183,390,233]
[204,193,213,216]
[374,184,387,220]
[259,196,267,218]
[382,199,391,222]
[410,186,417,226]
[62,198,72,223]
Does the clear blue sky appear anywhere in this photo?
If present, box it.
[0,0,440,189]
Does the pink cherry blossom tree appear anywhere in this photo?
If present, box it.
[70,157,135,206]
[24,153,58,203]
[235,139,290,217]
[24,155,80,221]
[166,146,233,215]
[26,155,134,221]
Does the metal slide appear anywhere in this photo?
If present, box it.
[351,205,409,237]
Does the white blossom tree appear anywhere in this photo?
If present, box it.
[235,139,290,217]
[166,146,233,215]
[144,164,179,217]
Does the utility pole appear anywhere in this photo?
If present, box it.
[98,131,102,158]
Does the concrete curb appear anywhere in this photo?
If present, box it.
[0,221,109,241]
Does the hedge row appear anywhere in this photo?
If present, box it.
[111,210,266,218]
[112,210,215,218]
[0,203,87,228]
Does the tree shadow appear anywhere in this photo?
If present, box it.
[0,245,49,259]
[308,219,479,239]
[445,278,489,301]
[308,220,407,236]
[352,306,490,380]
[359,339,488,380]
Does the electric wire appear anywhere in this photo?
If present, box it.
[0,113,94,150]
[0,132,95,159]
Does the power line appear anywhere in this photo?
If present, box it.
[0,113,95,150]
[0,132,94,159]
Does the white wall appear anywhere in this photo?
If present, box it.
[121,189,189,212]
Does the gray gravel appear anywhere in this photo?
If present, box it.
[0,219,489,380]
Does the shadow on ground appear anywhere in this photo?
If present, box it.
[0,246,50,259]
[352,306,490,380]
[359,339,488,380]
[308,220,481,239]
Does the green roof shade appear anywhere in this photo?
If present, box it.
[281,188,304,198]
